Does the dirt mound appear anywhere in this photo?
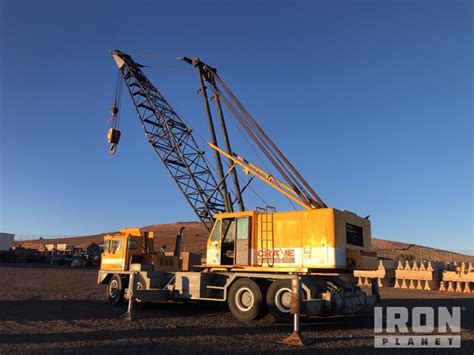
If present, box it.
[18,221,473,263]
[372,238,474,263]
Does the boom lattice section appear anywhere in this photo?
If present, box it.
[112,50,225,230]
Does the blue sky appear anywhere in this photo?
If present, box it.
[0,0,472,254]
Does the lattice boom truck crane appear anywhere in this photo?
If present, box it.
[98,50,378,323]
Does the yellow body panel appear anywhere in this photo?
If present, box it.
[100,228,153,271]
[206,208,372,270]
[100,209,372,274]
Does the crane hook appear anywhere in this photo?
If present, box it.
[109,143,118,155]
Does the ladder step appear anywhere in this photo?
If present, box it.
[207,285,225,290]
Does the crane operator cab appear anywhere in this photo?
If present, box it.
[207,213,252,266]
[206,208,377,271]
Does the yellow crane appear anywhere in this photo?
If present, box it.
[99,50,378,324]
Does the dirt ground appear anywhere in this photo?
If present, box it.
[0,264,473,354]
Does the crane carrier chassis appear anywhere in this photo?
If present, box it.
[99,267,377,322]
[98,215,378,323]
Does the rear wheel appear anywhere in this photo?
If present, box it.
[134,276,148,309]
[228,278,264,322]
[266,280,292,323]
[107,274,125,305]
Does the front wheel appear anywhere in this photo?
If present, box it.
[266,280,292,323]
[228,278,264,322]
[107,274,125,305]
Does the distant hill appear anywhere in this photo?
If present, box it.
[17,221,474,263]
[15,222,209,255]
[372,238,474,263]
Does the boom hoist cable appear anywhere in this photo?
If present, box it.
[179,56,327,210]
[107,70,123,155]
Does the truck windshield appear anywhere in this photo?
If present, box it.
[111,240,122,253]
[104,240,110,253]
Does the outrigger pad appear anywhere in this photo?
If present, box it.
[119,311,132,321]
[279,331,305,347]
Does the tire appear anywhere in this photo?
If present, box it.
[228,278,265,322]
[266,280,292,323]
[107,274,125,305]
[134,276,148,309]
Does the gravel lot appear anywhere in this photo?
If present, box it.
[0,264,473,354]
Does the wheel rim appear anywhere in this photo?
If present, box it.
[109,279,119,299]
[235,287,254,312]
[275,287,292,313]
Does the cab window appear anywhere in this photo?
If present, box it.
[111,240,122,253]
[346,223,364,247]
[128,240,138,250]
[104,240,111,253]
[222,219,236,243]
[236,217,250,240]
[210,220,221,242]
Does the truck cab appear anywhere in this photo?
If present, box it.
[101,228,154,272]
